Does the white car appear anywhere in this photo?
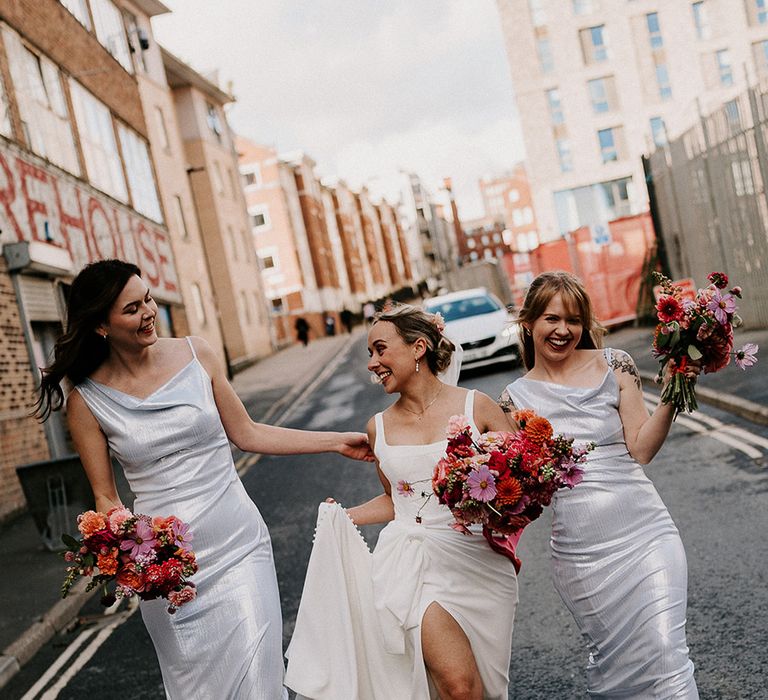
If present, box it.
[423,288,520,371]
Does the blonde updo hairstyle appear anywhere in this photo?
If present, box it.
[373,304,455,375]
[518,271,605,370]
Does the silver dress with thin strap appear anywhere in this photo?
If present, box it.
[76,338,287,700]
[505,348,698,699]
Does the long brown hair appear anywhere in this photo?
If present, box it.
[35,259,141,419]
[517,271,605,369]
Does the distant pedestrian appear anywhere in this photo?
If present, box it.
[363,301,375,326]
[340,308,353,334]
[295,316,310,346]
[324,314,336,337]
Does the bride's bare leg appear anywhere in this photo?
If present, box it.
[421,602,483,700]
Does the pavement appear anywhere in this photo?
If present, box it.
[0,322,764,692]
[0,329,361,692]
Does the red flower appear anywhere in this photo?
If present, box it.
[707,271,729,289]
[656,295,684,324]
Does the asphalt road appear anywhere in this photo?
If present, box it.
[7,335,768,699]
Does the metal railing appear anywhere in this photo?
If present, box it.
[645,85,768,328]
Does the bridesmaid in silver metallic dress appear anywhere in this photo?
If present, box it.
[500,271,700,699]
[36,259,373,699]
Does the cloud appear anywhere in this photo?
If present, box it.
[152,0,525,216]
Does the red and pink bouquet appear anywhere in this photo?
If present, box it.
[432,411,592,571]
[61,507,198,614]
[652,271,758,416]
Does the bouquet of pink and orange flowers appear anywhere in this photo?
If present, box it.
[61,507,198,614]
[652,271,758,416]
[432,411,592,571]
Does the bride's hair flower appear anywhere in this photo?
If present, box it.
[431,311,446,333]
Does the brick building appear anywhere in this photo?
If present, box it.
[0,0,183,519]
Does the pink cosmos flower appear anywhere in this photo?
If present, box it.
[120,519,157,559]
[706,290,736,325]
[467,466,497,502]
[446,414,471,439]
[169,518,193,546]
[396,480,415,496]
[734,343,759,370]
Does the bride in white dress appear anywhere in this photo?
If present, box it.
[286,305,518,700]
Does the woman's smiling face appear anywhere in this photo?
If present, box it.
[367,320,416,393]
[100,275,158,348]
[529,292,584,363]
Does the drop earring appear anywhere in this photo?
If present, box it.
[415,358,420,373]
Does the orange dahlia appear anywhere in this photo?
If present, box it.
[523,416,553,445]
[495,476,523,506]
[97,549,119,576]
[512,409,535,426]
[78,510,107,538]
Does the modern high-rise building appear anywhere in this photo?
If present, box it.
[496,0,768,241]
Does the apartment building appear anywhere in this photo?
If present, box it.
[127,2,227,367]
[0,0,183,518]
[163,49,272,368]
[496,0,768,241]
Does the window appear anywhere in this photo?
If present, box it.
[240,291,251,324]
[154,106,170,151]
[249,205,270,230]
[546,88,564,124]
[646,13,663,49]
[190,283,207,325]
[747,0,768,26]
[573,0,597,14]
[588,76,617,113]
[59,0,91,28]
[692,2,711,40]
[553,177,633,233]
[242,164,261,188]
[260,254,277,270]
[173,195,189,239]
[752,40,768,76]
[528,0,546,27]
[206,102,223,143]
[69,80,127,201]
[536,37,554,74]
[241,230,252,261]
[598,127,621,162]
[3,33,80,174]
[124,13,147,72]
[118,124,163,222]
[655,63,672,99]
[716,49,734,86]
[90,0,133,73]
[271,297,284,314]
[211,160,225,195]
[556,138,574,172]
[508,189,520,202]
[650,117,667,147]
[580,25,608,64]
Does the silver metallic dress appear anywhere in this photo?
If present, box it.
[504,348,698,699]
[76,338,287,700]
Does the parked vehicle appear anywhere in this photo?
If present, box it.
[423,287,520,372]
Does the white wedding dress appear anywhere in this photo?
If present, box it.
[286,390,518,700]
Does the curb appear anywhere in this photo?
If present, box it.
[0,577,93,690]
[0,331,362,693]
[639,371,768,426]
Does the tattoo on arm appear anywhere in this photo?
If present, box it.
[497,389,517,414]
[611,351,641,390]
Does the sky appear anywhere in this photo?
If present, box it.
[152,0,526,219]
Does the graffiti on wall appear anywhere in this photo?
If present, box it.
[0,140,180,303]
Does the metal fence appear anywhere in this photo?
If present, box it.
[645,85,768,329]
